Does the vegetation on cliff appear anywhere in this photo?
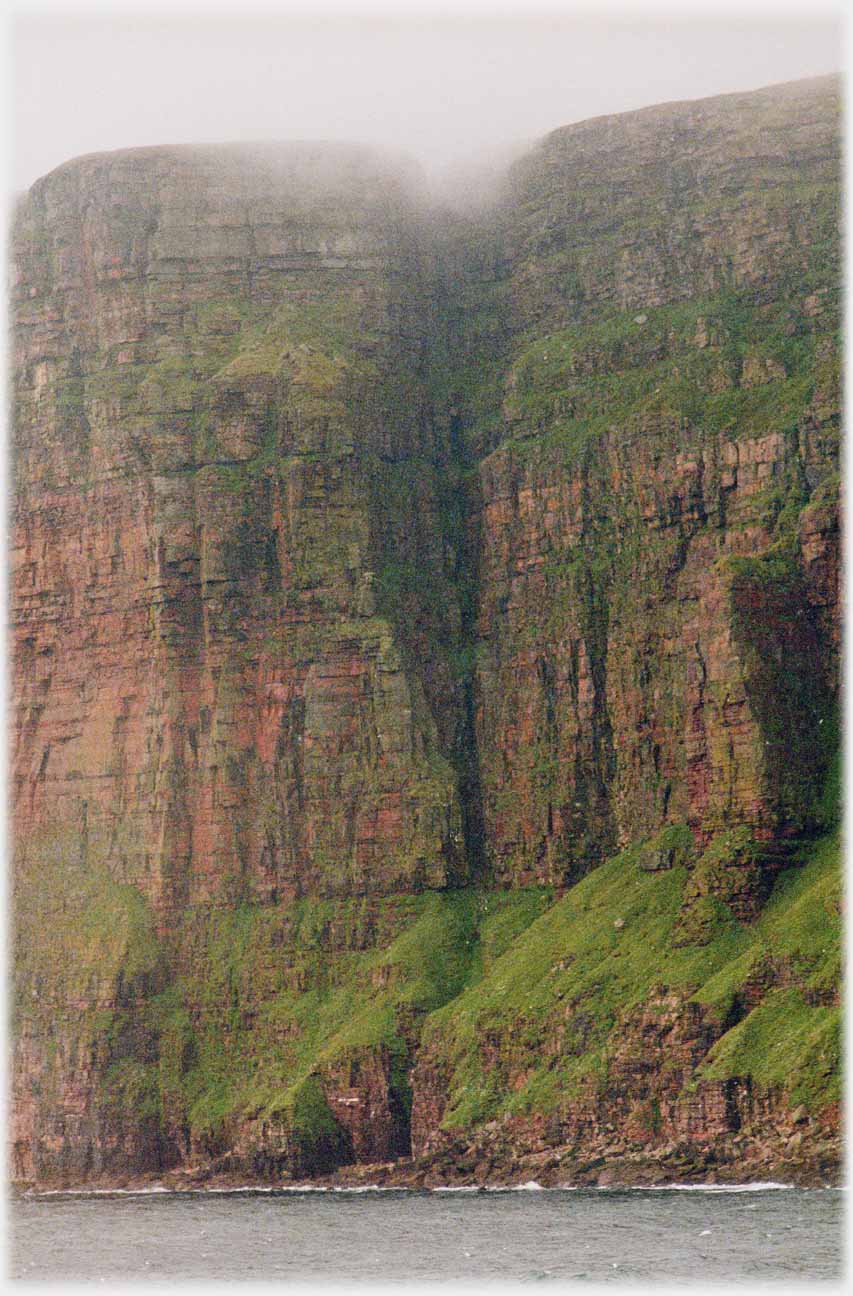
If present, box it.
[13,820,840,1178]
[10,77,841,1185]
[417,829,840,1135]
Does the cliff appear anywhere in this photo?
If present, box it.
[10,77,841,1189]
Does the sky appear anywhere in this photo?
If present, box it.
[7,2,846,199]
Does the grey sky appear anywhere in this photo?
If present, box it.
[10,10,844,197]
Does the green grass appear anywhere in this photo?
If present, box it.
[467,278,838,469]
[699,991,840,1109]
[153,890,491,1143]
[12,818,840,1169]
[419,829,841,1129]
[12,881,558,1160]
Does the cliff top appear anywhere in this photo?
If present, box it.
[23,74,840,206]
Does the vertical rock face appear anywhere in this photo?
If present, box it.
[465,76,840,884]
[11,144,467,1181]
[12,143,463,916]
[11,79,841,1187]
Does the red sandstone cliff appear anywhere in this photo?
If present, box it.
[10,79,841,1188]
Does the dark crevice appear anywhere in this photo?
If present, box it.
[445,405,488,884]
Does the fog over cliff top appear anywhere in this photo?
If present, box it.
[11,12,841,198]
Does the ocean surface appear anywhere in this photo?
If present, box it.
[9,1182,844,1284]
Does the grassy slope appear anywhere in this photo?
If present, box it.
[16,822,838,1160]
[151,886,555,1149]
[420,830,841,1132]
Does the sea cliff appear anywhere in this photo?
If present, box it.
[11,76,841,1189]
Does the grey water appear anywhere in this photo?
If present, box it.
[8,1183,844,1284]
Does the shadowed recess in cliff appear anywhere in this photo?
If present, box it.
[367,227,496,886]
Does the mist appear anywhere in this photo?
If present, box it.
[10,12,842,200]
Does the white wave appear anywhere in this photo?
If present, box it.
[26,1183,334,1198]
[659,1182,793,1193]
[25,1185,172,1197]
[596,1181,794,1193]
[27,1176,833,1200]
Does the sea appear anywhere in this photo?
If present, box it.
[7,1182,845,1286]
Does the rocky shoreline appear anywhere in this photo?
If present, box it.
[16,1132,842,1196]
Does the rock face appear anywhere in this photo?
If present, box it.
[11,78,841,1188]
[465,77,840,884]
[12,142,463,915]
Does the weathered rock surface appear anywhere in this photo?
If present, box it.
[11,78,841,1188]
[465,75,840,884]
